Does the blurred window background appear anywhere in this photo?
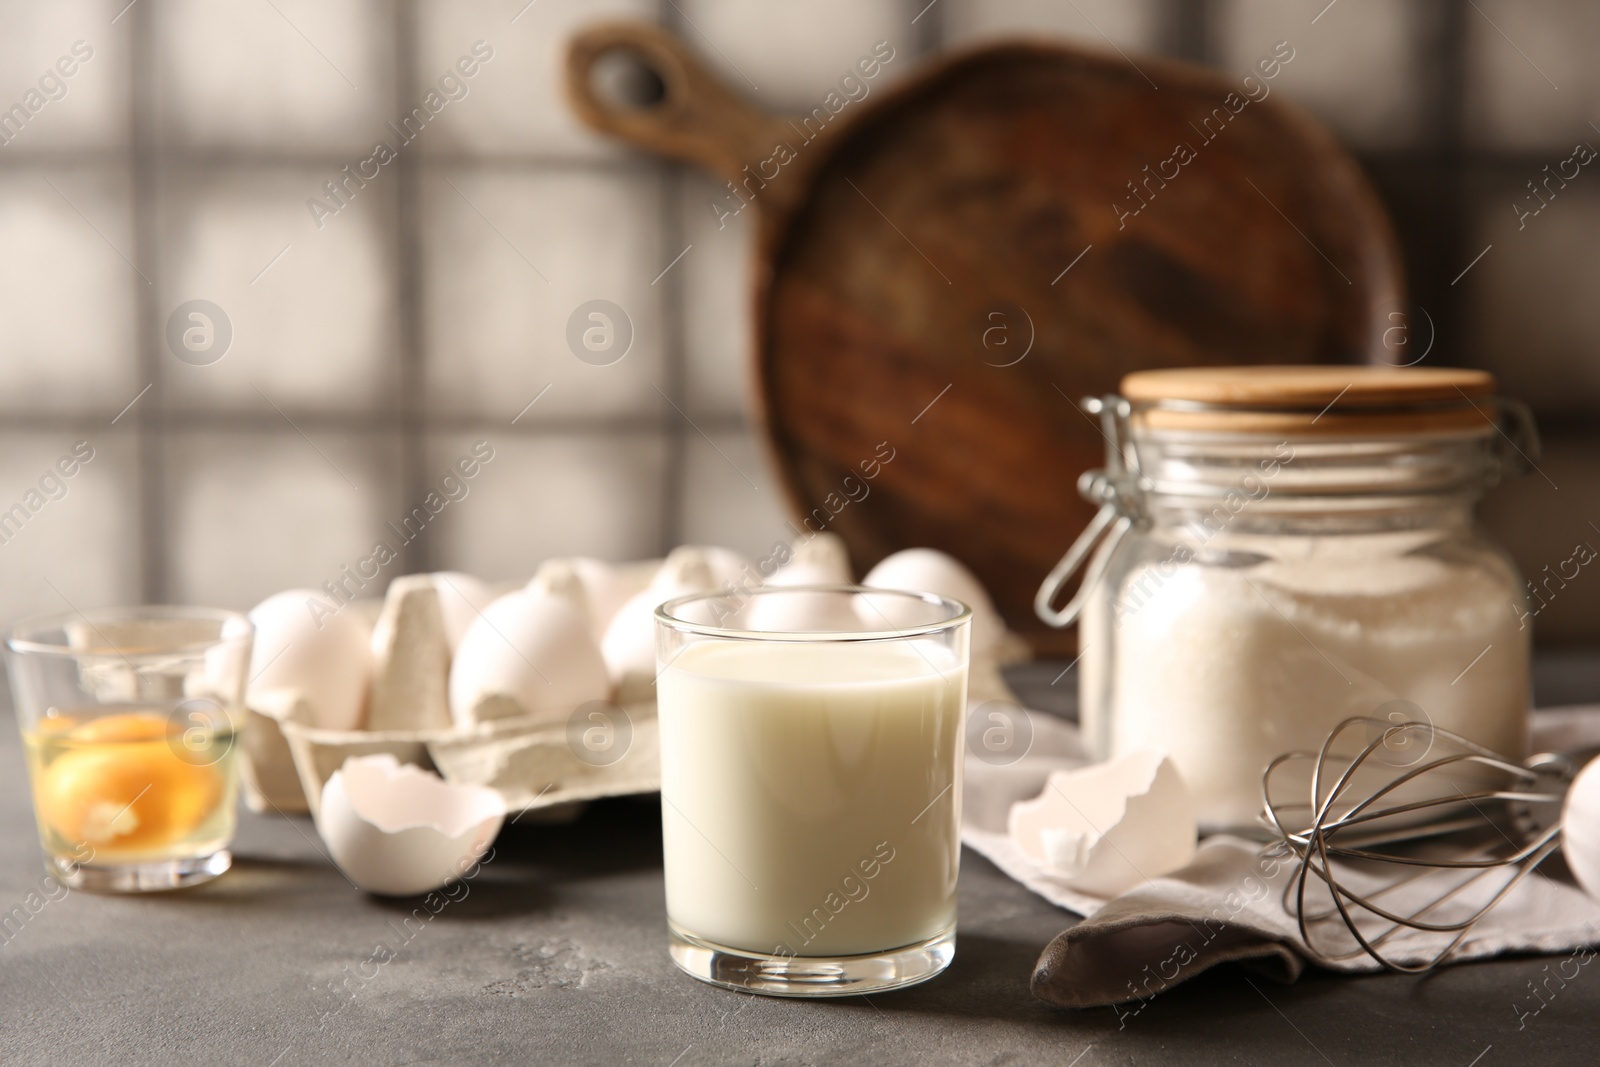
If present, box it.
[0,0,1596,645]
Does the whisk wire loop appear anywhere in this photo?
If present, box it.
[1262,716,1569,973]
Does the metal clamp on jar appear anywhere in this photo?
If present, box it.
[1036,366,1540,835]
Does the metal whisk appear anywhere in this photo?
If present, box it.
[1261,716,1573,973]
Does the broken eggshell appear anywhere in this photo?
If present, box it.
[318,754,505,897]
[1008,749,1197,898]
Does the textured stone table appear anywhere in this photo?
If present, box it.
[2,660,1598,1066]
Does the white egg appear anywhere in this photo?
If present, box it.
[199,611,255,700]
[733,534,856,633]
[746,587,863,633]
[764,561,846,588]
[248,589,372,731]
[601,548,715,684]
[526,561,591,625]
[688,545,756,588]
[318,754,505,897]
[527,558,629,643]
[448,589,610,727]
[773,532,852,585]
[863,548,1003,655]
[1561,756,1600,901]
[430,572,497,653]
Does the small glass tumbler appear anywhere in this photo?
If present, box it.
[656,586,970,997]
[5,606,253,892]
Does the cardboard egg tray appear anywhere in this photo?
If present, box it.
[235,545,1025,820]
[241,696,660,820]
[236,577,664,820]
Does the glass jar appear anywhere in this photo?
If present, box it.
[1036,367,1538,835]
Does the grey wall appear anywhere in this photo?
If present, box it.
[0,0,1596,643]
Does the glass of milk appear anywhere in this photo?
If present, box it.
[655,585,970,997]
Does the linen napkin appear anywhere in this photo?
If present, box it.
[961,706,1600,1010]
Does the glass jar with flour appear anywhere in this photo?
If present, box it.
[1037,366,1538,835]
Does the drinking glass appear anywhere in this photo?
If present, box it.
[655,586,970,996]
[6,606,253,892]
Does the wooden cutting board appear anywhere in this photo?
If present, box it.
[567,24,1403,653]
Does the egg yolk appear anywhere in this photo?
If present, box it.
[36,713,224,854]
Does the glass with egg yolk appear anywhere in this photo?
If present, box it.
[655,586,970,998]
[6,606,252,892]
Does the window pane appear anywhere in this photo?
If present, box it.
[425,430,669,579]
[0,166,138,413]
[166,427,401,609]
[157,166,399,414]
[420,166,665,420]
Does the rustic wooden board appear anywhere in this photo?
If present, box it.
[567,25,1402,653]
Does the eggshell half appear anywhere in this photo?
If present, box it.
[248,589,372,731]
[1008,749,1197,898]
[318,754,505,896]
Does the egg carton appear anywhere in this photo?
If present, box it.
[237,561,664,818]
[265,699,660,821]
[236,538,1027,818]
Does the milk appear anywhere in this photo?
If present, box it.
[658,638,966,958]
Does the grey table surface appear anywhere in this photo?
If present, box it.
[4,657,1600,1066]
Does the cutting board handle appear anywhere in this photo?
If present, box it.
[566,22,804,216]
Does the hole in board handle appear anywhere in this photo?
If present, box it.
[589,47,668,113]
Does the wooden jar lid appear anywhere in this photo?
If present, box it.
[1121,366,1499,435]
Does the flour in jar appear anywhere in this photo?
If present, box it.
[1084,534,1530,832]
